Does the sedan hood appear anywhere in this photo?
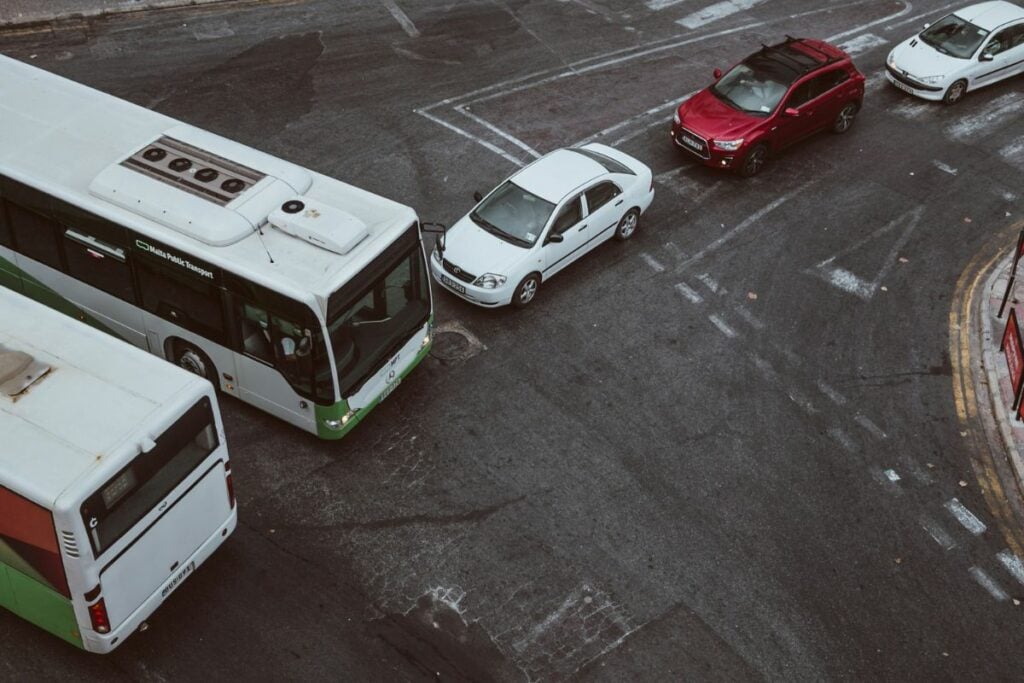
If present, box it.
[889,36,964,79]
[678,88,760,141]
[441,215,530,279]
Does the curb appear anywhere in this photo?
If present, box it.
[0,0,231,29]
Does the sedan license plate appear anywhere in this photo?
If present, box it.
[160,561,195,599]
[379,377,400,403]
[440,273,467,294]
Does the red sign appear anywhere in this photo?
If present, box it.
[1002,308,1024,397]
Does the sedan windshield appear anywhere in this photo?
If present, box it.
[919,14,989,59]
[472,181,555,247]
[711,63,789,116]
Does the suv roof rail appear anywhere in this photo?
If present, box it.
[783,35,839,63]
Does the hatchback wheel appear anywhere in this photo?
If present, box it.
[943,79,967,105]
[615,209,640,241]
[512,273,541,309]
[832,103,857,133]
[739,143,768,178]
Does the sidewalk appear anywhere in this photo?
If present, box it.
[0,0,228,27]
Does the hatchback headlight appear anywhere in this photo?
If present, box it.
[713,138,744,152]
[673,110,681,125]
[474,273,507,289]
[886,51,897,69]
[918,75,944,85]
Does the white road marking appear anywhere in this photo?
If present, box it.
[751,354,779,381]
[828,427,857,453]
[890,99,933,119]
[999,137,1024,171]
[734,304,764,330]
[414,108,525,167]
[663,241,688,261]
[677,0,767,29]
[826,1,912,42]
[815,379,848,406]
[578,92,695,146]
[811,205,924,301]
[456,105,541,159]
[997,550,1024,587]
[945,498,987,536]
[884,469,901,483]
[884,2,959,31]
[679,183,813,270]
[932,160,958,175]
[696,273,720,293]
[381,0,420,38]
[920,515,956,550]
[947,92,1024,141]
[905,460,935,486]
[641,253,666,272]
[837,33,888,56]
[970,566,1009,602]
[787,388,817,415]
[854,414,887,439]
[674,282,703,304]
[708,314,737,338]
[645,0,688,9]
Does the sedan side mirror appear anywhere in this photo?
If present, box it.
[783,107,800,117]
[713,68,723,80]
[545,232,564,244]
[473,191,483,202]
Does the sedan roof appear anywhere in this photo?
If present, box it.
[956,1,1024,31]
[511,149,605,204]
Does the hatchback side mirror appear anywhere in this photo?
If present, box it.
[713,68,722,80]
[473,191,483,202]
[980,51,995,61]
[546,232,564,244]
[783,107,800,117]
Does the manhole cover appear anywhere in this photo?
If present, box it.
[430,322,485,364]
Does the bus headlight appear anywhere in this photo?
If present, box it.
[421,333,431,348]
[323,409,357,431]
[474,273,507,289]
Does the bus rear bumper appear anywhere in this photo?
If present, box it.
[81,509,237,654]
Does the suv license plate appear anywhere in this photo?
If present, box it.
[440,273,467,294]
[681,134,702,151]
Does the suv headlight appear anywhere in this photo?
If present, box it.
[713,138,744,152]
[673,110,681,125]
[473,273,507,289]
[918,75,944,85]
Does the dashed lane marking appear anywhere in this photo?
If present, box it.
[999,137,1024,171]
[828,427,857,453]
[921,515,957,550]
[696,273,720,293]
[641,253,666,273]
[969,566,1009,602]
[932,160,958,175]
[381,0,420,37]
[674,282,703,304]
[997,550,1024,587]
[733,304,764,330]
[816,379,848,406]
[884,469,901,483]
[854,414,887,440]
[708,314,737,338]
[945,498,987,536]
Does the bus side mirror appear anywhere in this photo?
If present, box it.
[713,68,722,80]
[473,191,483,202]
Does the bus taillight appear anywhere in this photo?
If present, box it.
[225,462,236,509]
[88,598,110,634]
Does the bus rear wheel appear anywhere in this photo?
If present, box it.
[173,342,217,386]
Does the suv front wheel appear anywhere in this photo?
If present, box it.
[739,143,768,178]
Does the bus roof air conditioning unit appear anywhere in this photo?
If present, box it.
[268,199,369,255]
[0,345,51,399]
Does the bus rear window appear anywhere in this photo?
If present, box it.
[81,397,219,556]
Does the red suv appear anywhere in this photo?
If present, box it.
[671,37,865,177]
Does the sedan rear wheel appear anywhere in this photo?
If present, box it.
[615,209,639,241]
[739,143,768,178]
[943,79,967,105]
[832,103,857,133]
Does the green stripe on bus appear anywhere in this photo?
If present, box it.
[0,561,83,649]
[0,253,123,340]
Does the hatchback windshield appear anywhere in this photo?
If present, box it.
[471,181,555,247]
[919,14,989,59]
[712,63,789,115]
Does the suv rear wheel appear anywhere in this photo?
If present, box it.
[832,103,857,133]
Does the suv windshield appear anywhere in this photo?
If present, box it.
[324,227,430,397]
[919,14,989,59]
[472,181,554,247]
[712,62,790,115]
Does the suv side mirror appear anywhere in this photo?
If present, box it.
[783,107,800,117]
[473,191,483,202]
[545,232,564,244]
[713,68,722,80]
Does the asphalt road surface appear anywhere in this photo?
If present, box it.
[3,0,1024,680]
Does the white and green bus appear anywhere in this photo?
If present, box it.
[0,55,434,439]
[0,289,236,653]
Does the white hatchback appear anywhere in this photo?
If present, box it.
[886,1,1024,104]
[430,144,655,308]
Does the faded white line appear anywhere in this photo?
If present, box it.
[456,105,541,159]
[645,0,689,9]
[884,2,958,31]
[674,282,703,304]
[854,414,887,439]
[734,304,764,330]
[970,566,1009,602]
[884,469,901,483]
[708,314,737,338]
[920,515,956,550]
[826,268,874,299]
[641,253,666,273]
[696,273,720,293]
[997,549,1024,586]
[945,498,987,536]
[679,182,813,270]
[816,379,848,406]
[677,0,768,29]
[837,33,888,56]
[827,1,912,42]
[947,92,1024,141]
[415,109,525,167]
[828,427,857,453]
[872,467,903,493]
[787,388,817,415]
[578,92,695,146]
[932,160,958,175]
[999,136,1024,170]
[751,354,779,381]
[381,0,420,38]
[663,241,688,261]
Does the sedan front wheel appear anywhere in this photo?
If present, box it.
[512,273,541,309]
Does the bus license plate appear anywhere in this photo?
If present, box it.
[160,561,195,599]
[379,377,400,403]
[440,274,466,294]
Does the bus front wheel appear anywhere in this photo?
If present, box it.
[173,342,217,387]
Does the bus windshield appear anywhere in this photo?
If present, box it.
[325,232,430,397]
[81,397,220,555]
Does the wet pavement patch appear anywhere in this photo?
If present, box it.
[430,321,485,365]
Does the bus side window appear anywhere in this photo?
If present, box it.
[270,315,314,393]
[6,203,62,270]
[0,485,70,598]
[239,302,274,363]
[61,229,135,303]
[135,258,226,343]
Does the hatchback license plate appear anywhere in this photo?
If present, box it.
[891,78,914,94]
[440,273,467,294]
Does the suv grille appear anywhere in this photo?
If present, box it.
[676,128,710,159]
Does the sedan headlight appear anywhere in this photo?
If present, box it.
[917,75,944,85]
[473,273,507,289]
[713,138,744,152]
[673,110,681,125]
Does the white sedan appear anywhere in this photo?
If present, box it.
[430,144,655,308]
[886,1,1024,104]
